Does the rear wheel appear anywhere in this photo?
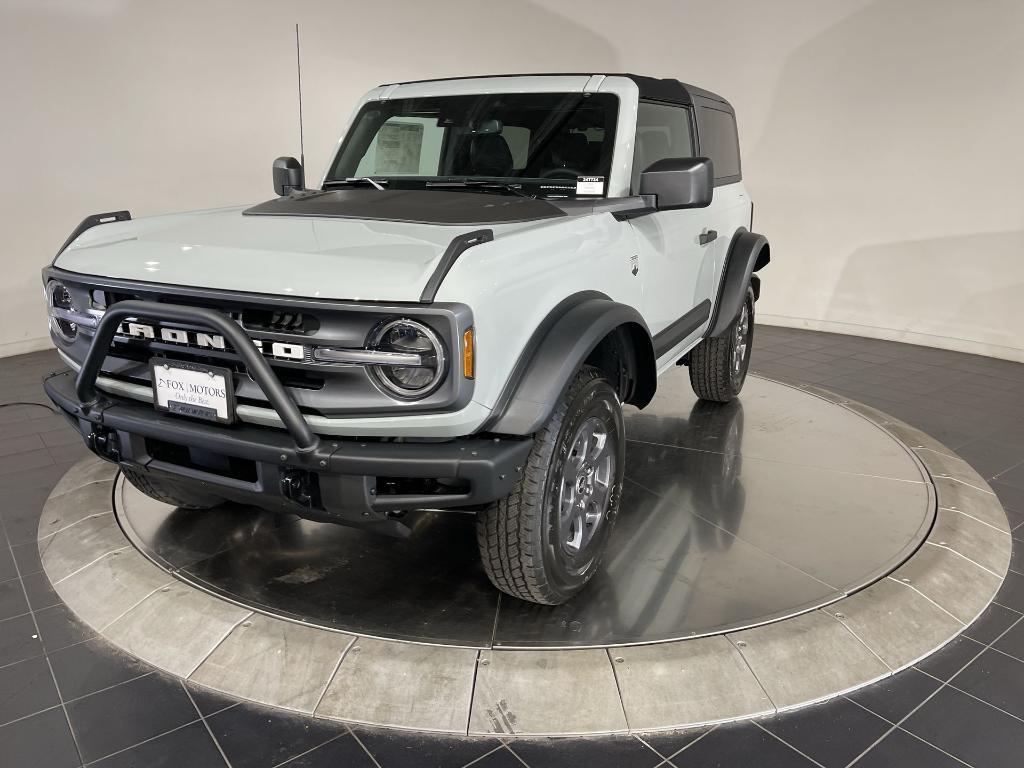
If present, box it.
[689,287,755,402]
[121,465,221,510]
[477,366,624,604]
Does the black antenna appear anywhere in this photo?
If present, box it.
[295,23,305,170]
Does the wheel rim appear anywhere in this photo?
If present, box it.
[731,302,750,386]
[557,416,616,556]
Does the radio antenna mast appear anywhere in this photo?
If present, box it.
[295,23,305,170]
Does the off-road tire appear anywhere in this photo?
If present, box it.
[476,365,624,605]
[121,465,221,510]
[689,287,755,402]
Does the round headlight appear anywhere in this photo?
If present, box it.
[46,281,78,342]
[368,318,446,398]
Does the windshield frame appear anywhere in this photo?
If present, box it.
[324,91,621,200]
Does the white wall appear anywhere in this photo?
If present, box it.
[2,0,1022,360]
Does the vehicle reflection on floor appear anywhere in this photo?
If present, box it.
[116,375,934,648]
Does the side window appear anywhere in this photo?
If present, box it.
[631,102,694,194]
[695,107,741,183]
[354,116,445,176]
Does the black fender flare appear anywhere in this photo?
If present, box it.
[707,228,770,337]
[483,293,656,435]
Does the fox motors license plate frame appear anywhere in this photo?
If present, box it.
[150,358,236,425]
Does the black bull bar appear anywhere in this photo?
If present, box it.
[76,300,319,452]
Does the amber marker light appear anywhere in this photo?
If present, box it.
[463,328,475,379]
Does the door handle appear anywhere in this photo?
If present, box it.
[699,229,718,246]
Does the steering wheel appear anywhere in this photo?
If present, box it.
[539,167,585,180]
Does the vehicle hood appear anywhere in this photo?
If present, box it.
[54,200,561,302]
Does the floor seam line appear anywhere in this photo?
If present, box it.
[913,446,970,462]
[0,702,65,730]
[52,544,131,586]
[991,599,1024,614]
[267,732,348,768]
[935,475,996,496]
[663,722,718,761]
[97,578,178,632]
[940,679,1024,726]
[884,577,968,625]
[844,612,1024,767]
[827,610,895,673]
[725,634,778,714]
[0,608,33,623]
[633,733,669,760]
[942,505,1013,535]
[460,742,508,767]
[605,648,631,731]
[487,593,502,649]
[921,540,999,577]
[61,671,156,707]
[843,695,897,726]
[311,635,358,718]
[623,437,927,484]
[81,716,203,766]
[181,681,234,768]
[627,476,842,593]
[37,510,116,542]
[463,649,482,736]
[345,724,382,768]
[926,542,1002,578]
[0,504,88,768]
[184,610,253,679]
[752,719,828,768]
[503,743,531,767]
[892,725,978,767]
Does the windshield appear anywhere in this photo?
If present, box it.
[326,92,619,198]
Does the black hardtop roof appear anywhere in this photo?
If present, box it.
[380,73,733,113]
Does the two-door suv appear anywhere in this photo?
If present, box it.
[43,74,769,604]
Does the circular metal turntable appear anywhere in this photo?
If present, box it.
[114,374,935,649]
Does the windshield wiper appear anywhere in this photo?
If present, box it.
[425,180,535,199]
[322,177,389,190]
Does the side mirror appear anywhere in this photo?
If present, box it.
[639,157,713,210]
[273,156,304,196]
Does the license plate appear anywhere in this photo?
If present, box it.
[150,359,235,424]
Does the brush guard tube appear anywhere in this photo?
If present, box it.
[75,300,319,453]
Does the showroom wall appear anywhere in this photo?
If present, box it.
[2,0,1022,360]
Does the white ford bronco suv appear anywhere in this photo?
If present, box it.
[43,74,769,605]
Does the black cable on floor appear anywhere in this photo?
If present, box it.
[0,401,59,415]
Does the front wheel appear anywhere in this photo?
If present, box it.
[689,287,755,402]
[476,366,624,604]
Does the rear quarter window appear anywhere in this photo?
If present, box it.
[696,107,741,184]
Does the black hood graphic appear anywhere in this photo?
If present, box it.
[244,188,566,226]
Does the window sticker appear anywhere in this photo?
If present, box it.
[576,176,605,196]
[375,122,423,174]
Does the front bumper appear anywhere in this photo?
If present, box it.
[44,370,532,535]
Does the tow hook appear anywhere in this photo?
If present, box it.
[280,468,321,508]
[86,426,120,461]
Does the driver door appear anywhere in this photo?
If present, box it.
[628,102,720,363]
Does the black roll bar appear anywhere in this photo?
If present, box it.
[75,300,320,454]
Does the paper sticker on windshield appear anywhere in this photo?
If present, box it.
[576,176,605,196]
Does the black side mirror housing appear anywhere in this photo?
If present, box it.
[639,157,714,210]
[273,156,305,196]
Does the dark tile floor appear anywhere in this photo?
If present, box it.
[1,326,1023,767]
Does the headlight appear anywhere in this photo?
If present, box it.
[46,281,78,342]
[367,318,446,398]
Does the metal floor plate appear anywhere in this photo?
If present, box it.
[114,374,934,648]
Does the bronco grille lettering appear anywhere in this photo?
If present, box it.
[116,321,307,360]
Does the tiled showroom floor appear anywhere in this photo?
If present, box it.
[1,325,1023,768]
